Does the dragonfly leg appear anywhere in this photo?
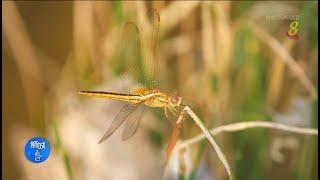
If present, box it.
[172,107,179,113]
[168,106,178,116]
[164,106,169,119]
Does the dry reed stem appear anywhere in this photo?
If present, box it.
[178,121,318,149]
[163,140,181,180]
[160,1,200,33]
[212,1,233,76]
[266,39,294,106]
[248,22,317,100]
[73,1,94,53]
[3,1,43,127]
[73,1,101,81]
[2,1,42,87]
[163,35,193,57]
[182,146,193,178]
[171,106,318,180]
[211,2,233,124]
[201,1,216,73]
[174,106,233,180]
[135,1,156,75]
[166,120,183,163]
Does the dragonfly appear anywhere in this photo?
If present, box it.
[79,9,183,144]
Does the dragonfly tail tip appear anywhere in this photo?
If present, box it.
[97,138,103,144]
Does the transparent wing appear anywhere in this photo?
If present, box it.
[98,103,140,143]
[116,22,141,94]
[116,9,161,92]
[121,106,147,141]
[146,8,160,89]
[121,22,140,67]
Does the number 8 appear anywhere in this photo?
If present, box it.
[288,21,299,36]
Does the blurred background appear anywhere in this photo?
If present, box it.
[2,1,318,180]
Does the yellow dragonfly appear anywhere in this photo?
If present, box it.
[79,9,183,144]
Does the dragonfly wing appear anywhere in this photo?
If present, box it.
[121,106,147,141]
[119,22,141,93]
[143,9,160,89]
[118,9,161,91]
[149,9,160,89]
[98,104,140,143]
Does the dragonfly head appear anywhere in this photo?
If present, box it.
[169,92,182,107]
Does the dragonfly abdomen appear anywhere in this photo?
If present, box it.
[79,91,142,104]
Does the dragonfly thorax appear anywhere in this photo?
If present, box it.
[131,87,181,108]
[132,87,158,96]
